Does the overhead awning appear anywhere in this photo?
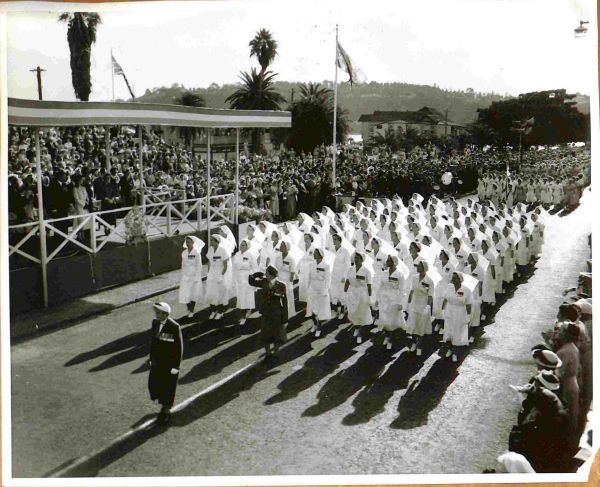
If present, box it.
[7,98,291,128]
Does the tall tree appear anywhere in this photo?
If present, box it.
[476,89,589,147]
[249,28,278,75]
[58,12,101,101]
[226,69,286,153]
[172,91,206,149]
[285,82,350,153]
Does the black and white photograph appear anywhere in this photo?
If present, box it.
[1,0,598,484]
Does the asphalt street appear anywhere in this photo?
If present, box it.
[10,189,592,477]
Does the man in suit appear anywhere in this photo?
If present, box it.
[148,302,183,424]
[249,265,288,362]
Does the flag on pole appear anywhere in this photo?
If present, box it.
[111,54,136,100]
[336,41,366,86]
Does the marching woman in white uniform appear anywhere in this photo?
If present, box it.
[206,234,233,320]
[515,216,533,273]
[330,233,353,319]
[344,251,375,344]
[262,228,282,270]
[530,211,545,259]
[377,253,410,349]
[246,223,266,249]
[232,239,260,325]
[274,238,302,321]
[406,259,439,356]
[298,233,316,307]
[441,271,477,362]
[480,239,499,308]
[433,249,458,334]
[179,235,205,318]
[370,236,395,326]
[464,252,486,340]
[307,246,334,337]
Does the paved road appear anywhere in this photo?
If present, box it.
[10,189,592,477]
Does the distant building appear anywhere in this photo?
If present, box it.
[357,106,466,144]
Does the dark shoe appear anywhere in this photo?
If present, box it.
[157,411,171,425]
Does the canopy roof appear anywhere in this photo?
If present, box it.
[8,98,291,128]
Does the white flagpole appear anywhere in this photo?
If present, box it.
[111,48,115,102]
[332,24,338,188]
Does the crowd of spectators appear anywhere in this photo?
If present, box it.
[504,269,593,473]
[7,125,590,228]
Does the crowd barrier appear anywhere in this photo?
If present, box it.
[8,194,235,315]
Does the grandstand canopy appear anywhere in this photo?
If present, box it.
[8,98,291,128]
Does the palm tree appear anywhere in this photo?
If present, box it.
[249,28,278,75]
[226,69,286,153]
[298,82,332,104]
[172,91,206,150]
[285,83,349,153]
[58,12,101,101]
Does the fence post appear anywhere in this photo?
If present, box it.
[34,128,49,307]
[235,128,240,226]
[206,129,211,239]
[90,213,97,253]
[166,202,172,237]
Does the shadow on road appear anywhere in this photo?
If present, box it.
[179,312,307,385]
[55,333,317,477]
[342,341,434,426]
[301,340,399,418]
[390,353,465,430]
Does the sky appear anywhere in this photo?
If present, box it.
[4,0,597,102]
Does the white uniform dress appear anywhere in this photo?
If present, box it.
[406,274,435,336]
[232,249,259,310]
[442,283,472,346]
[346,264,374,327]
[378,265,409,331]
[330,244,352,306]
[274,251,299,319]
[464,264,484,327]
[206,244,232,306]
[298,243,315,303]
[307,256,333,321]
[179,246,203,304]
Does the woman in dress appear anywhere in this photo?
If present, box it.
[433,249,458,334]
[179,235,205,318]
[307,246,334,337]
[206,234,233,320]
[554,321,582,438]
[330,232,353,320]
[344,251,375,344]
[441,272,475,362]
[377,253,410,349]
[298,233,316,308]
[405,259,438,356]
[273,239,301,321]
[464,252,486,339]
[71,174,89,241]
[232,239,260,324]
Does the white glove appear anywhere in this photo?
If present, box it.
[170,368,179,375]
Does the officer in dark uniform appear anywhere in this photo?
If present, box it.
[148,302,183,424]
[248,265,288,361]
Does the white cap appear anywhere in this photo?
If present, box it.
[497,452,535,473]
[152,302,171,314]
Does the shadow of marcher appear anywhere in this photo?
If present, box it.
[264,339,358,405]
[342,344,436,426]
[301,343,397,418]
[179,312,308,385]
[390,354,465,430]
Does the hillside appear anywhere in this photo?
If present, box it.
[134,81,590,127]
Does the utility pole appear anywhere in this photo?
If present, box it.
[290,87,295,104]
[444,108,449,136]
[30,66,46,100]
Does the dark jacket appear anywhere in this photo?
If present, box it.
[249,273,288,344]
[148,317,183,407]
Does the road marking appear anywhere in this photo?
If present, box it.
[48,322,310,478]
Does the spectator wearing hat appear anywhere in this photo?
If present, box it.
[554,321,582,439]
[514,371,570,472]
[248,265,288,362]
[148,302,183,424]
